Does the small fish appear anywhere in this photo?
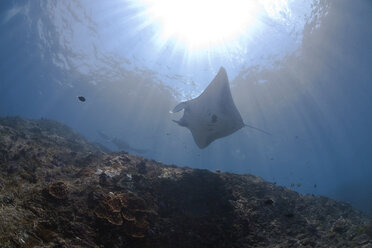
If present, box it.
[297,184,302,187]
[264,199,274,205]
[290,183,295,187]
[78,96,86,102]
[314,184,317,188]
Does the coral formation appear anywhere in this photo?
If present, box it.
[94,193,125,226]
[48,181,69,200]
[0,117,371,247]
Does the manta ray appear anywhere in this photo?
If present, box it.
[171,67,269,149]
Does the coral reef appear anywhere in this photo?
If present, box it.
[0,116,371,247]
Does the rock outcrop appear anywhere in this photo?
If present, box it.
[0,117,371,247]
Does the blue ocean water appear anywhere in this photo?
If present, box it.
[0,0,371,216]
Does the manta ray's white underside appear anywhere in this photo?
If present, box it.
[171,67,244,149]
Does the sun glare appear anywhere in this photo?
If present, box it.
[140,0,263,50]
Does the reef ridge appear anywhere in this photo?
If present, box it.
[0,117,371,247]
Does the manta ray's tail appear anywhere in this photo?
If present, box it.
[244,124,272,136]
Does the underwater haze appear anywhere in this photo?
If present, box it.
[0,0,372,216]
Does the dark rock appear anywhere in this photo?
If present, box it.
[136,161,147,175]
[99,173,114,187]
[355,234,370,245]
[284,213,294,218]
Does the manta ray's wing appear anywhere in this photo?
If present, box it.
[171,67,244,149]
